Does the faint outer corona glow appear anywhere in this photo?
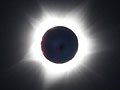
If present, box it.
[28,8,93,85]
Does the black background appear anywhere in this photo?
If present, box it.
[1,0,120,90]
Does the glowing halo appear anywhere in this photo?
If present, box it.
[28,9,92,83]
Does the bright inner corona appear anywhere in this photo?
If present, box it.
[29,11,92,78]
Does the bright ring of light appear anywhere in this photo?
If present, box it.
[29,11,92,78]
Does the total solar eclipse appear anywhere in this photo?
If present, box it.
[41,26,78,63]
[28,10,92,86]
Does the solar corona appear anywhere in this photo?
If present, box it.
[27,8,93,87]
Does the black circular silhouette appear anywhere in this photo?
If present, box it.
[41,26,78,63]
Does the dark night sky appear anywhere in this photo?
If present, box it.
[0,0,120,90]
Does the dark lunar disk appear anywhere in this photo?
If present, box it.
[41,26,78,63]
